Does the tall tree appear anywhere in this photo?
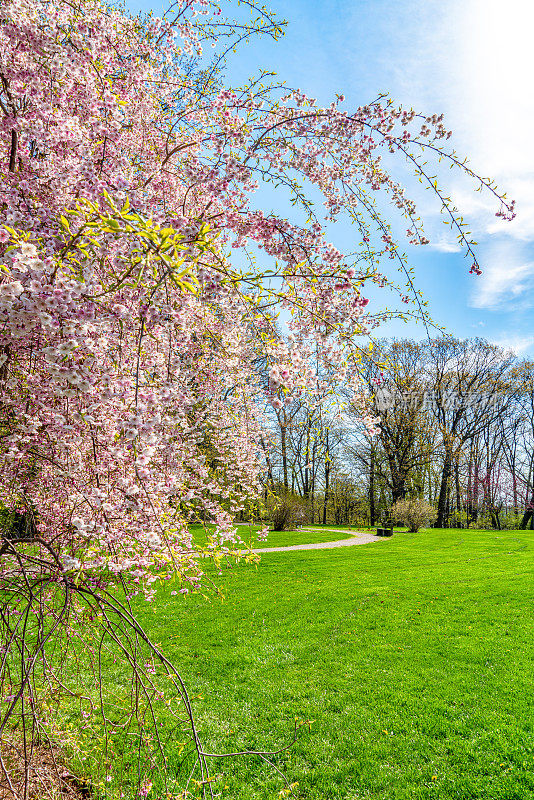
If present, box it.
[427,338,515,527]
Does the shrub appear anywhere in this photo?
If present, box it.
[267,493,309,531]
[391,498,437,532]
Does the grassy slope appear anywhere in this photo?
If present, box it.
[129,528,534,799]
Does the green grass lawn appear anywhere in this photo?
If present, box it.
[108,527,534,799]
[64,528,534,798]
[190,523,361,550]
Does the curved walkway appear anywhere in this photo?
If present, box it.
[251,528,384,554]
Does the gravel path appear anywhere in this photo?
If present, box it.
[251,528,383,554]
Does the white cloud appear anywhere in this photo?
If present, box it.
[470,242,534,309]
[454,0,534,177]
[428,237,462,254]
[372,0,534,244]
[484,176,534,241]
[492,334,534,356]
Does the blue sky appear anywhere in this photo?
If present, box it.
[130,0,534,356]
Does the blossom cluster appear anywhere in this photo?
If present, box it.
[0,228,262,589]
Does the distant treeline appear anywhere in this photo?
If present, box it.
[262,337,534,530]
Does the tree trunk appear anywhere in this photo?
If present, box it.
[391,476,407,503]
[9,129,18,173]
[437,450,452,528]
[303,425,310,499]
[466,449,474,525]
[520,490,534,529]
[454,461,462,527]
[369,445,376,527]
[310,439,317,524]
[521,457,534,529]
[280,424,288,490]
[492,505,502,530]
[323,436,330,525]
[322,462,330,525]
[387,449,407,503]
[260,436,274,501]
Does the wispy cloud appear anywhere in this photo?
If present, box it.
[492,334,534,356]
[428,238,462,254]
[470,242,534,309]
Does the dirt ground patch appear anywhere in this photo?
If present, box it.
[0,736,89,799]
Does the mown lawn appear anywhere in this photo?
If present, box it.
[190,523,361,550]
[111,528,534,799]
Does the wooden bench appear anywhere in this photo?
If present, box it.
[376,527,393,537]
